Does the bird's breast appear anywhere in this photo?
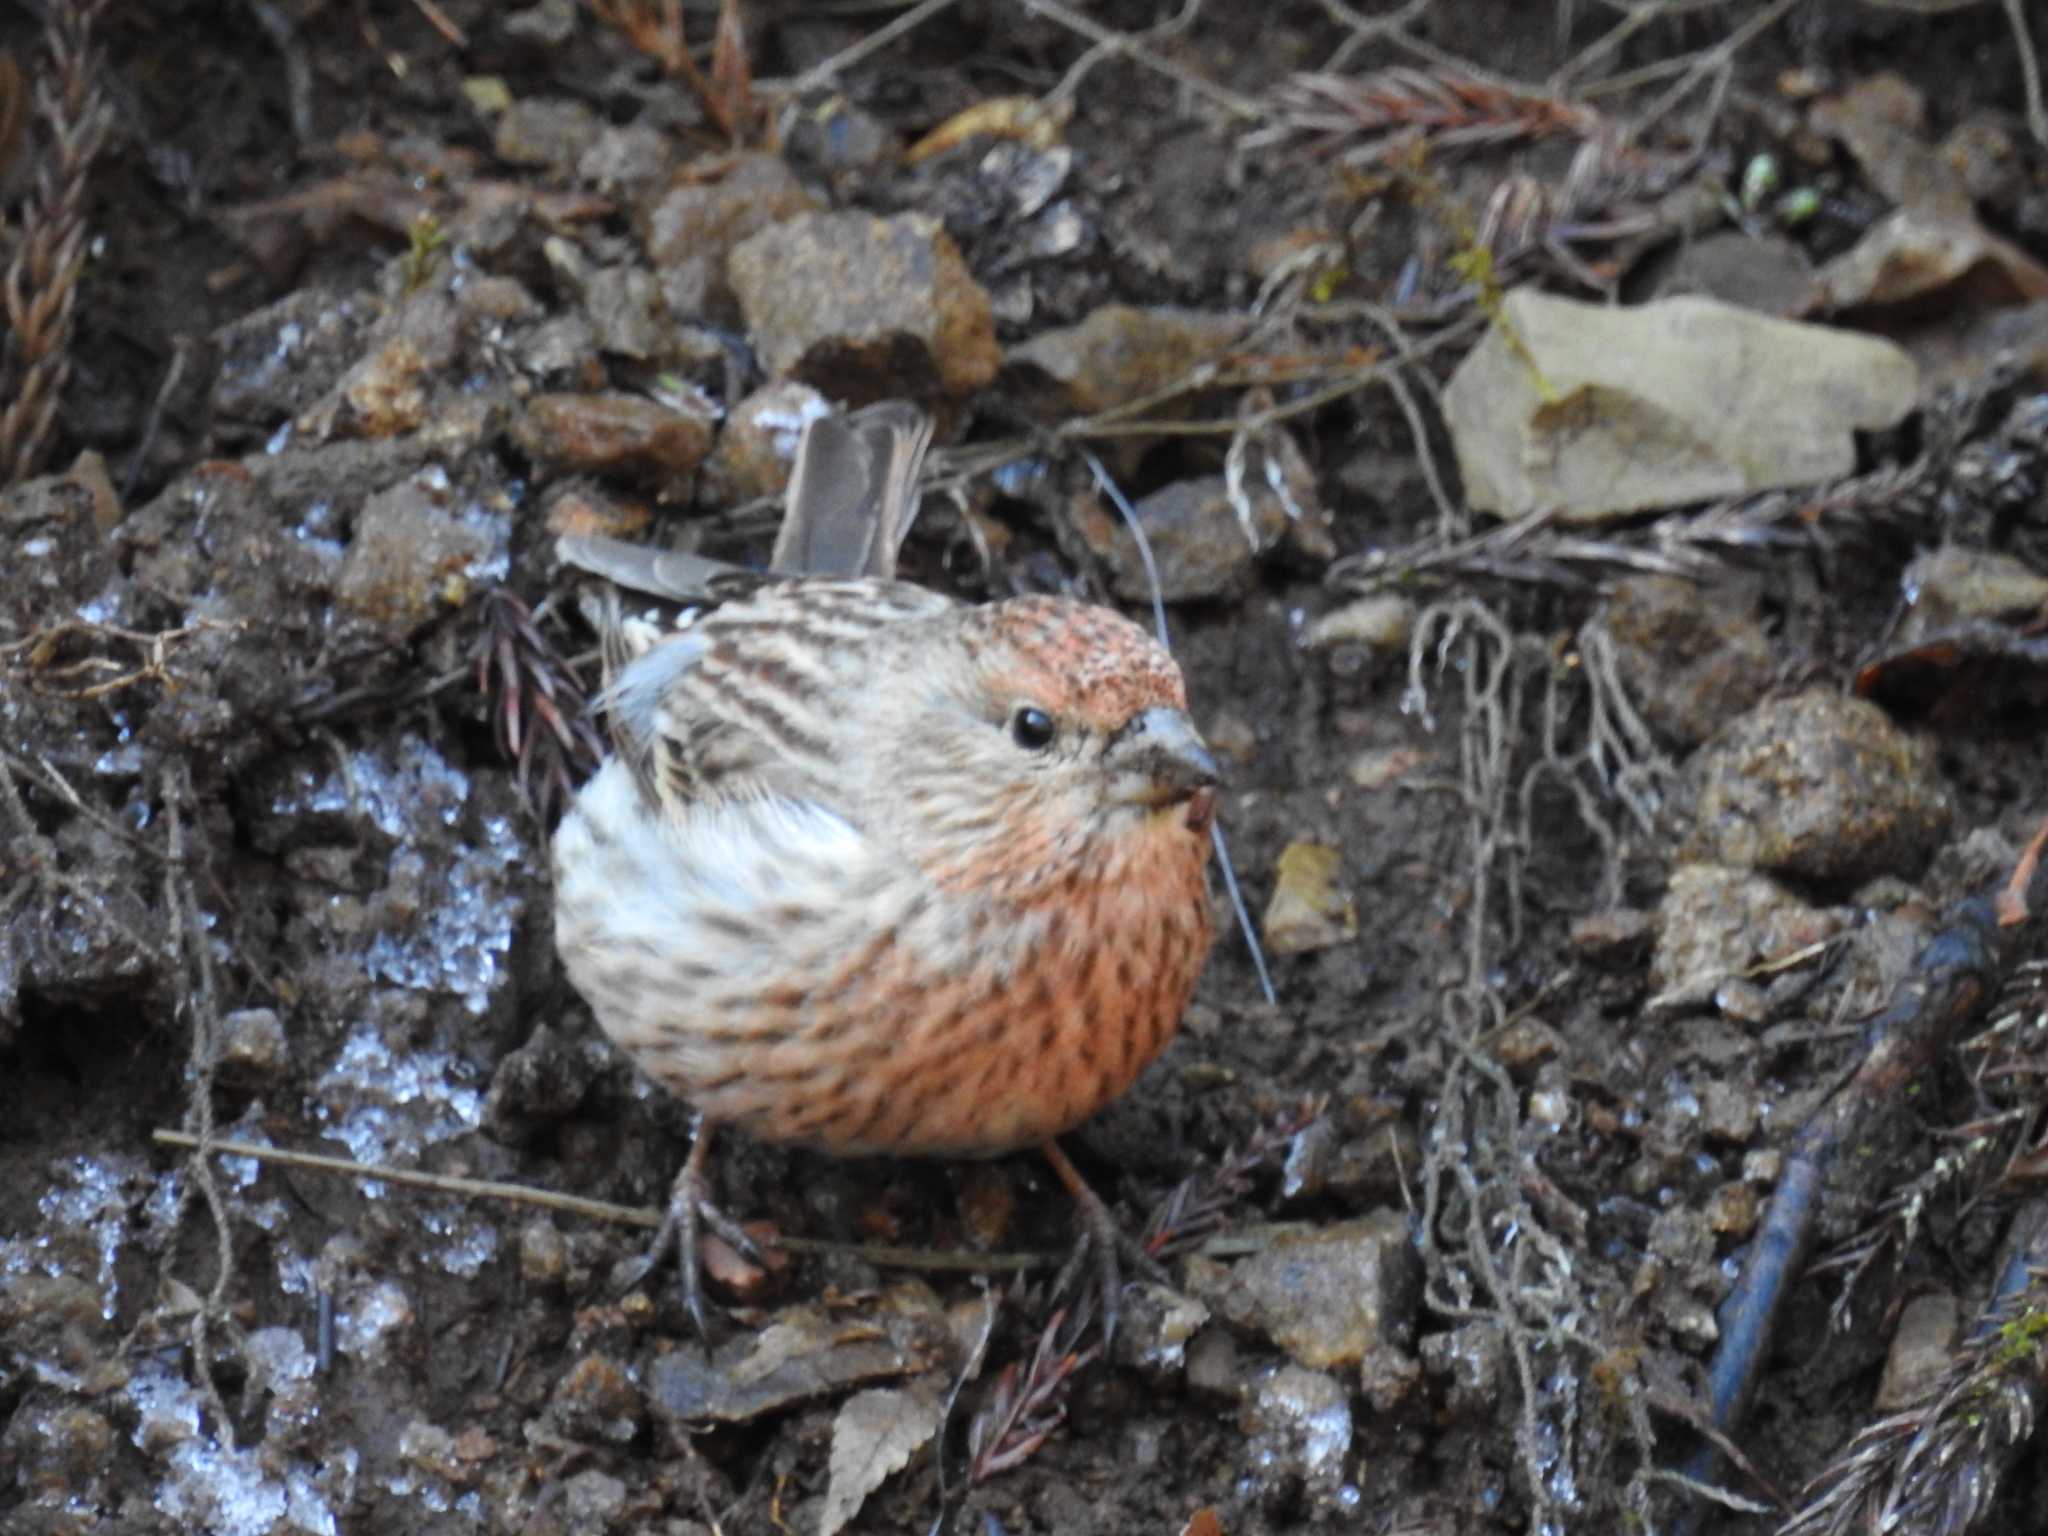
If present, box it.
[555,763,1216,1159]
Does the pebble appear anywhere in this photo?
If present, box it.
[512,391,716,487]
[729,211,998,400]
[1190,1212,1419,1373]
[1686,690,1952,883]
[1595,575,1773,748]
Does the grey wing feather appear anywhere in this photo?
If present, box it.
[770,402,934,579]
[556,535,755,605]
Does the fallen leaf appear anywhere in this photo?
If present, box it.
[819,1386,943,1536]
[1443,287,1917,520]
[1263,842,1357,955]
[1809,73,2048,311]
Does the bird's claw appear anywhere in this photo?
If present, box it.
[621,1118,763,1340]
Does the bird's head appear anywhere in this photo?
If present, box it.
[883,596,1220,898]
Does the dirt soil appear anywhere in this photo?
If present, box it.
[7,3,2048,1534]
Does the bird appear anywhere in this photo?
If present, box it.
[550,401,1219,1340]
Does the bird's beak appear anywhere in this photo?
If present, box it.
[1108,707,1221,808]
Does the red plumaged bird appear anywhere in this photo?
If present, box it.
[551,402,1219,1338]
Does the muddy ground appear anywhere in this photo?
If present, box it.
[6,2,2048,1533]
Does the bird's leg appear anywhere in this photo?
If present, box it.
[1039,1138,1170,1350]
[623,1114,764,1338]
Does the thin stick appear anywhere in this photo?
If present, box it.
[151,1129,1058,1273]
[1019,0,1263,122]
[783,0,962,96]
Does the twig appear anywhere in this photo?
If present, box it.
[150,1129,1062,1273]
[1674,849,2048,1533]
[1,0,113,487]
[1310,0,1435,76]
[966,1305,1099,1482]
[1019,0,1263,122]
[782,0,963,97]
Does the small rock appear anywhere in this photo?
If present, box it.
[1192,1212,1419,1372]
[778,94,901,189]
[1279,1118,1335,1204]
[955,1164,1016,1249]
[701,380,832,506]
[1262,842,1358,956]
[1659,1291,1720,1348]
[503,0,575,46]
[583,265,673,361]
[1443,287,1917,521]
[729,211,999,400]
[643,152,816,321]
[1686,690,1953,883]
[1567,908,1655,969]
[560,1469,629,1528]
[1653,231,1819,315]
[457,274,542,324]
[493,97,603,176]
[1490,1017,1564,1072]
[1595,575,1774,748]
[1647,1206,1712,1269]
[1896,545,2048,645]
[1240,1365,1353,1495]
[336,475,509,637]
[519,313,602,387]
[1346,747,1421,791]
[1306,594,1415,652]
[1419,1322,1505,1417]
[484,1024,597,1139]
[1942,114,2024,208]
[549,1354,643,1443]
[1875,1293,1959,1409]
[1649,864,1844,1006]
[1526,1084,1572,1130]
[6,1405,114,1495]
[398,1421,464,1482]
[540,482,653,542]
[577,123,678,201]
[1077,474,1287,602]
[1705,1182,1760,1238]
[1323,1119,1418,1212]
[518,1218,570,1290]
[317,332,433,440]
[1113,1284,1212,1376]
[512,391,716,487]
[1699,1080,1758,1144]
[216,1008,288,1086]
[702,1221,785,1306]
[1712,976,1771,1027]
[1183,1325,1244,1402]
[212,288,373,428]
[1006,305,1244,417]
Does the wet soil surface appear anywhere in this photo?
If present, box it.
[7,3,2048,1534]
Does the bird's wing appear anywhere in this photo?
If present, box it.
[770,401,934,580]
[557,400,934,601]
[600,578,955,818]
[555,535,761,606]
[565,398,942,812]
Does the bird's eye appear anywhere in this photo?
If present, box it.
[1009,706,1057,751]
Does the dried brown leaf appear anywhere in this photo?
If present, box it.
[820,1386,944,1536]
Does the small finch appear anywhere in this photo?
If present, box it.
[552,403,1219,1337]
